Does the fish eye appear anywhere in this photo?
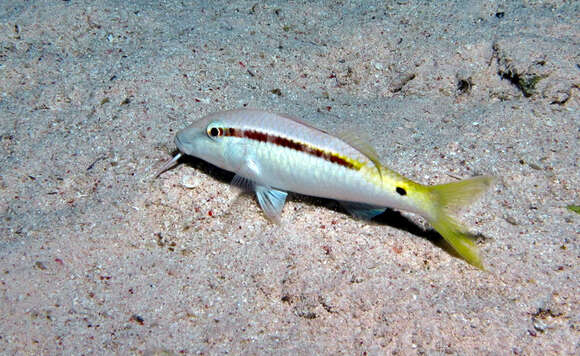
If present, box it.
[206,124,224,139]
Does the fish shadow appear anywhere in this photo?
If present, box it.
[315,198,466,261]
[371,208,463,260]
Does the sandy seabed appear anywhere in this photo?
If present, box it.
[0,1,578,355]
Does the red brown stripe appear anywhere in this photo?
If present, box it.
[225,128,357,170]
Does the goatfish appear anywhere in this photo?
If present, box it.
[157,109,494,269]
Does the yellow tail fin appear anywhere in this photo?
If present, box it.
[427,176,495,269]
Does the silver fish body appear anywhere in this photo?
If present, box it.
[166,109,494,269]
[175,109,420,215]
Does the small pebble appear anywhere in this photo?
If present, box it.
[505,215,518,225]
[181,174,200,189]
[533,319,548,332]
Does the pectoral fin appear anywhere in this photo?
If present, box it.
[231,174,255,192]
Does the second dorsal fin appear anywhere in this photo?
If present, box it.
[336,131,383,180]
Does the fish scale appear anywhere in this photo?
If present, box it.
[158,109,494,269]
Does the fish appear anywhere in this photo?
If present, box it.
[157,109,495,269]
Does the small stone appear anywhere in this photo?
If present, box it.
[505,215,518,225]
[181,175,199,189]
[533,319,547,332]
[34,261,47,270]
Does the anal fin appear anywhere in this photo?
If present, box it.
[340,201,386,220]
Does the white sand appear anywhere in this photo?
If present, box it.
[0,1,578,354]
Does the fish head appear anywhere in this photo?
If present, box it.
[175,113,231,170]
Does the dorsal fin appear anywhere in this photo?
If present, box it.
[336,131,383,180]
[276,111,331,134]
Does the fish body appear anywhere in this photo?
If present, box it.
[166,109,494,268]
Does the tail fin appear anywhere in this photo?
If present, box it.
[426,176,495,269]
